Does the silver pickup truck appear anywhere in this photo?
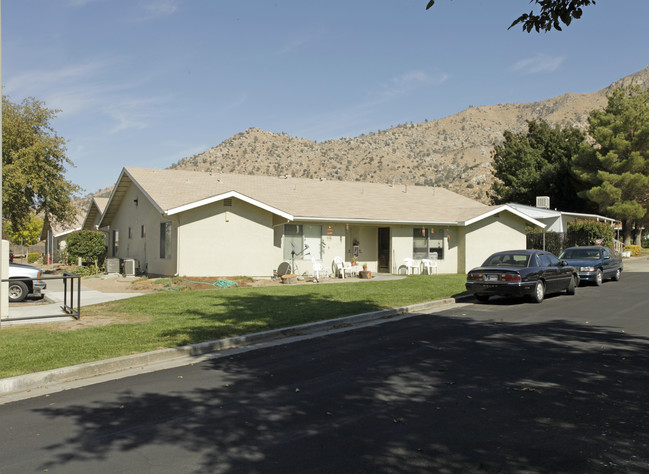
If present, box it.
[8,262,47,302]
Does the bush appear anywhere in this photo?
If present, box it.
[68,264,103,277]
[566,220,616,248]
[66,230,107,265]
[28,252,41,264]
[624,245,642,256]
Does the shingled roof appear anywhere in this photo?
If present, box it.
[100,167,544,228]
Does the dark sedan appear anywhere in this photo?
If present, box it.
[558,246,623,286]
[466,249,579,303]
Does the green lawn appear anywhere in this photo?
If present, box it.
[0,275,467,379]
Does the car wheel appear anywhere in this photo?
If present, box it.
[612,268,621,281]
[566,275,576,295]
[531,281,545,303]
[9,280,29,303]
[475,294,490,302]
[595,269,603,286]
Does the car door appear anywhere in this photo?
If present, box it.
[538,253,560,292]
[601,247,616,278]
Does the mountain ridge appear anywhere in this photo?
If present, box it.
[79,66,649,210]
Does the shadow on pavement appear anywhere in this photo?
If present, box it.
[31,313,649,472]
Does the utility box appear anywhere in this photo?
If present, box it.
[123,259,137,276]
[106,258,121,274]
[536,196,550,209]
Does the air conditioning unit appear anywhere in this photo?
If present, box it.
[106,258,121,274]
[123,258,137,276]
[536,196,550,209]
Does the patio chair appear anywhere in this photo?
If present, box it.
[311,257,328,281]
[333,256,348,279]
[403,257,418,275]
[421,258,438,275]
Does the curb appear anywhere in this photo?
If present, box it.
[0,297,462,398]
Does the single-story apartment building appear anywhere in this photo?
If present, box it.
[97,167,546,277]
[40,213,84,264]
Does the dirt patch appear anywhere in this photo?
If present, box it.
[44,312,154,331]
[81,274,289,293]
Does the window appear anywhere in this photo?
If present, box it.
[413,227,444,260]
[141,225,146,238]
[160,222,172,259]
[112,230,119,257]
[284,224,322,260]
[128,227,132,239]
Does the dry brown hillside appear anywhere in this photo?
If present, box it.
[87,66,649,205]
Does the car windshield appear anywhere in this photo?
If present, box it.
[483,253,530,268]
[560,248,600,260]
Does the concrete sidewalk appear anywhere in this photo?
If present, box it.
[2,288,144,326]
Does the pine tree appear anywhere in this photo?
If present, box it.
[573,86,649,245]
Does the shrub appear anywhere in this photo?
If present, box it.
[566,220,616,248]
[624,245,642,256]
[68,264,103,277]
[28,252,41,264]
[66,230,107,266]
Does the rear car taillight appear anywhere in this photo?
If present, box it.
[501,273,521,282]
[467,273,483,281]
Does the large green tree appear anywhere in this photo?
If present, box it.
[3,214,43,247]
[2,95,80,230]
[573,86,649,245]
[426,0,596,32]
[490,119,590,211]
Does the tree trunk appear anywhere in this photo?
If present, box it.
[622,219,633,245]
[634,224,643,246]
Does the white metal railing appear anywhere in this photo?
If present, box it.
[612,239,624,254]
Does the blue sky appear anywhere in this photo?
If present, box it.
[3,0,649,196]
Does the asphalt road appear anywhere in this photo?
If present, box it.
[1,263,648,473]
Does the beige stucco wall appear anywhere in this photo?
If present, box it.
[108,183,178,276]
[177,199,281,277]
[463,212,528,273]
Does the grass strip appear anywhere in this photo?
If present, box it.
[0,275,467,378]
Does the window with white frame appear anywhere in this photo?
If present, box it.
[283,224,322,260]
[413,227,444,260]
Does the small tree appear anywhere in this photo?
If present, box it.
[66,231,107,266]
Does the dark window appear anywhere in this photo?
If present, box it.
[112,230,119,257]
[160,222,172,259]
[412,227,444,260]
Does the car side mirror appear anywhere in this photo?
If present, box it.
[603,255,610,260]
[559,260,569,266]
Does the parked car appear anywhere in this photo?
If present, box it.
[8,262,47,302]
[465,249,578,303]
[558,246,623,286]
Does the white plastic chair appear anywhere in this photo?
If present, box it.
[421,258,438,275]
[403,257,418,275]
[333,256,347,278]
[312,257,327,280]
